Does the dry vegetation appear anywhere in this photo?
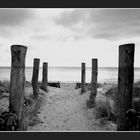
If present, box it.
[93,81,140,125]
[24,92,45,130]
[0,80,10,94]
[0,80,140,131]
[0,80,46,130]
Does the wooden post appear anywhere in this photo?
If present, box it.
[117,43,135,131]
[89,58,98,107]
[81,63,86,93]
[41,62,48,92]
[31,58,40,98]
[9,45,27,131]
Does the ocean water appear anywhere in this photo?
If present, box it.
[0,67,140,83]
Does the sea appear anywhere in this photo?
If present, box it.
[0,67,140,83]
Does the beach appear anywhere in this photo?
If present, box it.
[0,81,117,131]
[27,83,116,131]
[0,66,119,131]
[0,67,140,131]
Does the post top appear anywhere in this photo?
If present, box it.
[92,58,98,61]
[119,43,135,47]
[43,62,48,65]
[81,63,86,66]
[11,44,28,49]
[34,58,40,61]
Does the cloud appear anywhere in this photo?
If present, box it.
[55,9,88,27]
[0,9,33,27]
[30,34,50,40]
[54,9,140,40]
[0,9,34,39]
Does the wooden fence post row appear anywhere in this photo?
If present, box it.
[31,58,40,98]
[41,62,48,92]
[81,62,86,93]
[117,43,135,131]
[89,58,98,107]
[9,45,27,131]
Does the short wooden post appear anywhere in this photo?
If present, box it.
[89,58,98,107]
[117,43,135,131]
[81,63,86,93]
[9,45,27,131]
[41,62,48,92]
[31,58,40,98]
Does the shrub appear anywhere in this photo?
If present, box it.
[24,96,34,106]
[0,80,10,93]
[86,83,102,91]
[23,93,44,129]
[103,81,140,123]
[95,99,108,119]
[94,97,117,122]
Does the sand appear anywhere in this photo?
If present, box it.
[0,82,116,131]
[27,83,116,131]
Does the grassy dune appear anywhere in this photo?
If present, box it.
[93,81,140,125]
[0,80,46,130]
[0,80,140,131]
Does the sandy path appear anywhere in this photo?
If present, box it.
[27,83,116,131]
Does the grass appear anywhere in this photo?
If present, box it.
[0,79,46,130]
[94,99,108,118]
[23,91,45,130]
[94,97,116,123]
[0,80,32,94]
[94,81,140,123]
[0,80,10,93]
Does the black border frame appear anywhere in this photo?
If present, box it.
[0,0,140,139]
[0,0,140,8]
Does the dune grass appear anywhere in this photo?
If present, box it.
[94,81,140,124]
[23,90,45,130]
[0,80,45,130]
[0,80,10,93]
[94,97,117,123]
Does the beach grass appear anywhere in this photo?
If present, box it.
[93,81,140,124]
[0,80,140,131]
[0,80,46,130]
[24,93,45,129]
[0,80,10,93]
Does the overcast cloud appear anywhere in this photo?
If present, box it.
[55,9,140,40]
[0,9,32,27]
[0,8,140,67]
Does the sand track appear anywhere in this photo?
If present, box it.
[27,83,116,131]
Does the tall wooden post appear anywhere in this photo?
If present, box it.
[32,58,40,98]
[9,45,27,131]
[41,62,48,92]
[81,63,86,93]
[89,58,98,107]
[117,43,135,131]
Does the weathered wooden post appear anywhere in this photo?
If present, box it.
[31,58,40,98]
[41,62,48,92]
[89,58,98,107]
[117,43,135,131]
[81,63,86,93]
[9,45,27,131]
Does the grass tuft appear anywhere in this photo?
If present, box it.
[0,80,10,93]
[94,97,117,123]
[23,92,45,130]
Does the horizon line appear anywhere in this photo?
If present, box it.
[1,66,140,68]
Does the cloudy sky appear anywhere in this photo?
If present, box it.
[0,8,140,67]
